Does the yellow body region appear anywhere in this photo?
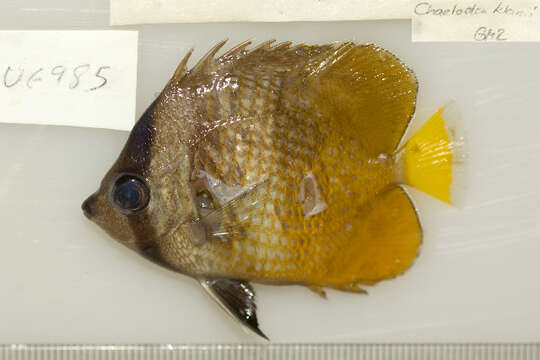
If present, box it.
[189,43,458,293]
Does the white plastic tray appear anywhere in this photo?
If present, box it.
[1,0,540,343]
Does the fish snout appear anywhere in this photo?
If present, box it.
[82,193,98,219]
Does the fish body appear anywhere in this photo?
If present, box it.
[83,40,464,338]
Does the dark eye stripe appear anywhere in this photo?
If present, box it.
[121,100,156,171]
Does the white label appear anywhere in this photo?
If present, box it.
[0,31,138,131]
[110,0,410,25]
[412,1,540,41]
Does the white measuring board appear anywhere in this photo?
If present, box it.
[1,344,539,360]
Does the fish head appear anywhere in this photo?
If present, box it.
[82,100,200,260]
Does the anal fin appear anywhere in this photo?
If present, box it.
[325,186,422,288]
[200,278,268,340]
[329,283,368,294]
[308,285,328,299]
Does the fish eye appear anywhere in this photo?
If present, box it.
[110,173,150,215]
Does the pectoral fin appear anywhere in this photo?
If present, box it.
[196,179,269,245]
[200,278,268,340]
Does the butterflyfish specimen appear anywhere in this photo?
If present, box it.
[82,40,466,339]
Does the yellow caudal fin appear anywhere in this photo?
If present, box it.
[398,102,467,206]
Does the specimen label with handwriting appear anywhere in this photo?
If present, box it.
[412,1,540,41]
[0,31,138,130]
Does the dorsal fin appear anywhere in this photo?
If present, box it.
[249,39,276,53]
[272,41,293,51]
[219,40,252,61]
[173,40,335,87]
[166,48,193,86]
[291,42,418,154]
[187,40,307,79]
[191,39,228,74]
[165,40,417,161]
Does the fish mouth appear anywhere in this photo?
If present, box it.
[82,193,98,219]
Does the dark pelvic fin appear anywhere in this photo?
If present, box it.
[200,278,268,340]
